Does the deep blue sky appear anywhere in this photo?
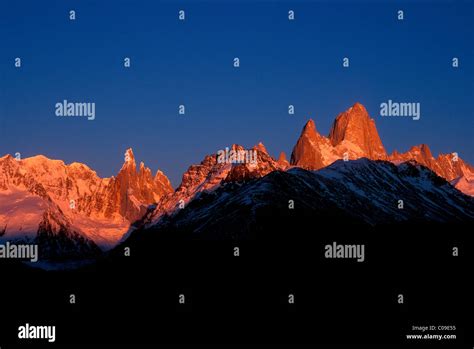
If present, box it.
[1,0,473,186]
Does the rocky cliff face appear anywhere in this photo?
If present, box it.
[146,143,287,226]
[291,103,387,170]
[128,158,474,245]
[389,144,474,182]
[0,149,172,250]
[290,119,326,170]
[1,102,473,262]
[112,148,173,222]
[329,102,387,160]
[290,103,473,196]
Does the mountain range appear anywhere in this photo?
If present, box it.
[290,103,473,191]
[125,158,474,247]
[0,148,172,257]
[1,102,473,261]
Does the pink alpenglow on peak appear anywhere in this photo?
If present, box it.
[0,102,473,256]
[290,119,326,170]
[288,103,474,196]
[147,143,290,225]
[277,152,290,169]
[328,102,387,160]
[289,107,387,171]
[253,142,268,154]
[0,149,173,249]
[388,144,474,193]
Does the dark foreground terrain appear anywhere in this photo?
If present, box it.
[0,219,472,346]
[1,162,473,346]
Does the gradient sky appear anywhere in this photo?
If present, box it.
[1,0,473,186]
